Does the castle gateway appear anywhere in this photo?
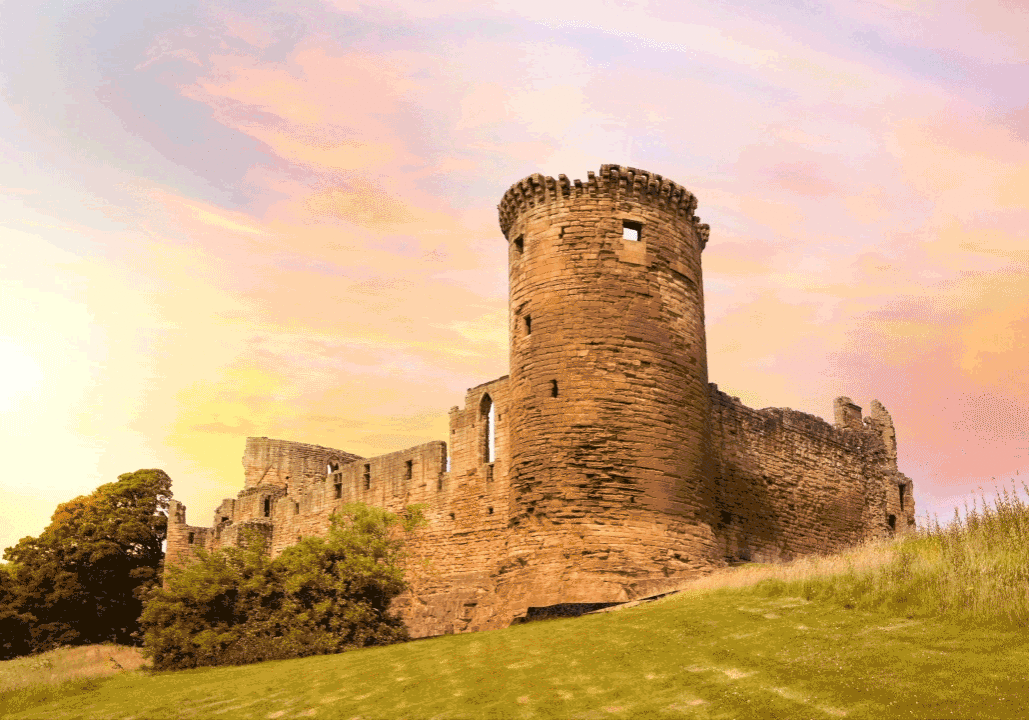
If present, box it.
[166,165,916,637]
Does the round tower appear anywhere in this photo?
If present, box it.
[496,164,717,608]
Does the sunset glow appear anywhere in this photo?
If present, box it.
[1,0,1027,554]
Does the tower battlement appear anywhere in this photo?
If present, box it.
[498,165,709,247]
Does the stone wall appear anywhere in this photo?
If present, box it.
[166,387,913,634]
[165,378,518,639]
[708,386,914,567]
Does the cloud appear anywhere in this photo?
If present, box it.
[766,161,841,197]
[305,181,416,227]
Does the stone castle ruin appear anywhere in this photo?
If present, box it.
[166,164,916,637]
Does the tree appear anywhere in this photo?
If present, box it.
[0,563,33,659]
[140,503,426,670]
[1,469,171,656]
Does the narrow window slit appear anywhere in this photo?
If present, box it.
[551,379,558,397]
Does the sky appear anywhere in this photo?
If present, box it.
[1,0,1027,556]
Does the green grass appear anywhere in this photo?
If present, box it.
[8,479,1029,719]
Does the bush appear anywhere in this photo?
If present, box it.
[140,503,425,670]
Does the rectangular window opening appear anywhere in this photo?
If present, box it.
[514,235,524,254]
[363,464,371,490]
[405,459,413,480]
[187,532,195,544]
[263,497,270,517]
[525,315,532,335]
[551,379,558,397]
[334,483,342,499]
[622,220,642,241]
[898,484,905,511]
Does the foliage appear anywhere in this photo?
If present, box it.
[140,503,426,670]
[0,470,171,658]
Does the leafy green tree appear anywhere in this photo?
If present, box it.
[1,469,171,655]
[140,503,426,670]
[0,563,33,659]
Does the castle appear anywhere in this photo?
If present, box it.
[166,164,916,637]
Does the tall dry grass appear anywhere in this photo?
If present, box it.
[694,478,1029,629]
[0,643,150,717]
[0,644,148,694]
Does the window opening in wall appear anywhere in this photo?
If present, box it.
[514,235,524,254]
[622,220,642,241]
[888,514,897,532]
[438,475,444,491]
[221,516,229,524]
[363,464,371,490]
[524,315,532,335]
[898,484,905,511]
[334,482,342,499]
[188,532,194,544]
[450,512,455,521]
[488,507,494,515]
[263,498,270,517]
[480,394,495,464]
[406,459,413,480]
[551,379,558,398]
[294,502,300,515]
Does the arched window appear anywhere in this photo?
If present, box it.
[480,394,495,464]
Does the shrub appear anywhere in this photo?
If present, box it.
[140,503,425,670]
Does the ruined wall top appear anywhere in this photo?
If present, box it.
[834,397,864,431]
[497,164,710,248]
[243,436,364,489]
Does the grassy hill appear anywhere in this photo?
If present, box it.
[5,480,1029,719]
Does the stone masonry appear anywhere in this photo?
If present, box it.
[165,164,916,638]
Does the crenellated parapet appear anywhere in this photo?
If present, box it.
[497,164,708,247]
